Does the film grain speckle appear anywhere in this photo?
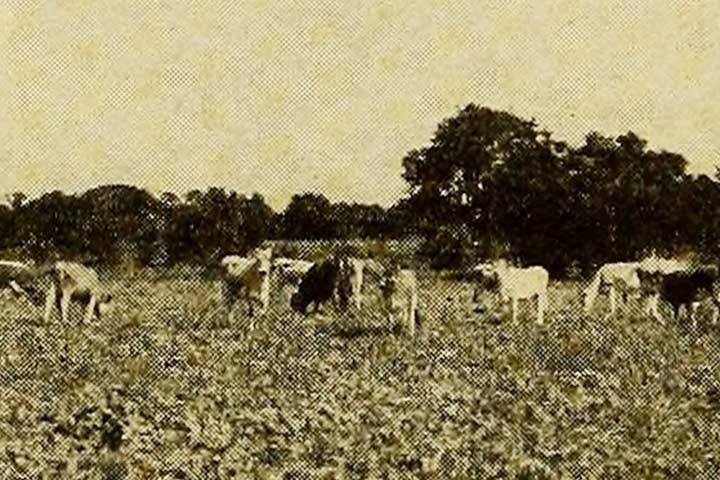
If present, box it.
[1,1,720,478]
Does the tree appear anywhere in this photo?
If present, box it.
[401,104,560,269]
[163,188,274,265]
[15,191,86,261]
[80,185,163,266]
[275,193,336,239]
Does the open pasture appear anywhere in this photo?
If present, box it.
[0,268,719,478]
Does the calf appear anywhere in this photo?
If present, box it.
[44,261,113,324]
[583,262,641,317]
[380,268,418,336]
[220,247,273,328]
[291,257,349,315]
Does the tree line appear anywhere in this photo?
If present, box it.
[2,103,719,276]
[0,187,411,268]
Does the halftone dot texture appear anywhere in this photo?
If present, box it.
[3,0,720,478]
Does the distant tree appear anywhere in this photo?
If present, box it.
[0,204,13,251]
[7,192,27,210]
[401,104,561,269]
[16,191,86,261]
[276,193,336,239]
[79,185,163,266]
[164,188,274,264]
[328,202,390,239]
[399,103,699,274]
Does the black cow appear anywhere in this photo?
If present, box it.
[640,266,720,325]
[290,256,353,315]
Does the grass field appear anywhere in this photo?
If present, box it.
[0,267,719,478]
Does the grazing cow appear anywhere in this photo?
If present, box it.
[291,256,353,315]
[44,262,113,324]
[220,247,273,328]
[380,268,418,336]
[639,266,720,327]
[477,259,548,324]
[583,262,642,317]
[0,261,46,305]
[272,257,315,306]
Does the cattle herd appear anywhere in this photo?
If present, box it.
[1,248,720,336]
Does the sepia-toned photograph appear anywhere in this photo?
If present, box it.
[1,1,720,477]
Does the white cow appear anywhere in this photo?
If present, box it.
[583,262,641,317]
[477,259,548,324]
[220,247,273,328]
[380,268,419,336]
[44,261,113,324]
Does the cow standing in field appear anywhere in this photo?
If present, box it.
[220,247,273,329]
[380,267,419,336]
[44,261,113,324]
[476,259,548,324]
[638,266,720,327]
[583,262,641,317]
[290,256,354,315]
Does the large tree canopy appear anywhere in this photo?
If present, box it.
[400,104,715,274]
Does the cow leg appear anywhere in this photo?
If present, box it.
[60,291,72,324]
[43,283,56,323]
[246,292,255,331]
[651,295,664,325]
[537,292,546,325]
[84,296,97,324]
[260,277,270,316]
[512,297,518,325]
[621,291,628,311]
[606,286,616,320]
[408,293,417,337]
[220,281,235,325]
[690,302,700,330]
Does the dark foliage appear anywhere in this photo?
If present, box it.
[401,104,719,275]
[0,104,717,273]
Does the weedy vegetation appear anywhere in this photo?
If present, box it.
[0,265,719,478]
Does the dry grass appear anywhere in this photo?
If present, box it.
[0,268,719,478]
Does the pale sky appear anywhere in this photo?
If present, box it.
[1,1,719,210]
